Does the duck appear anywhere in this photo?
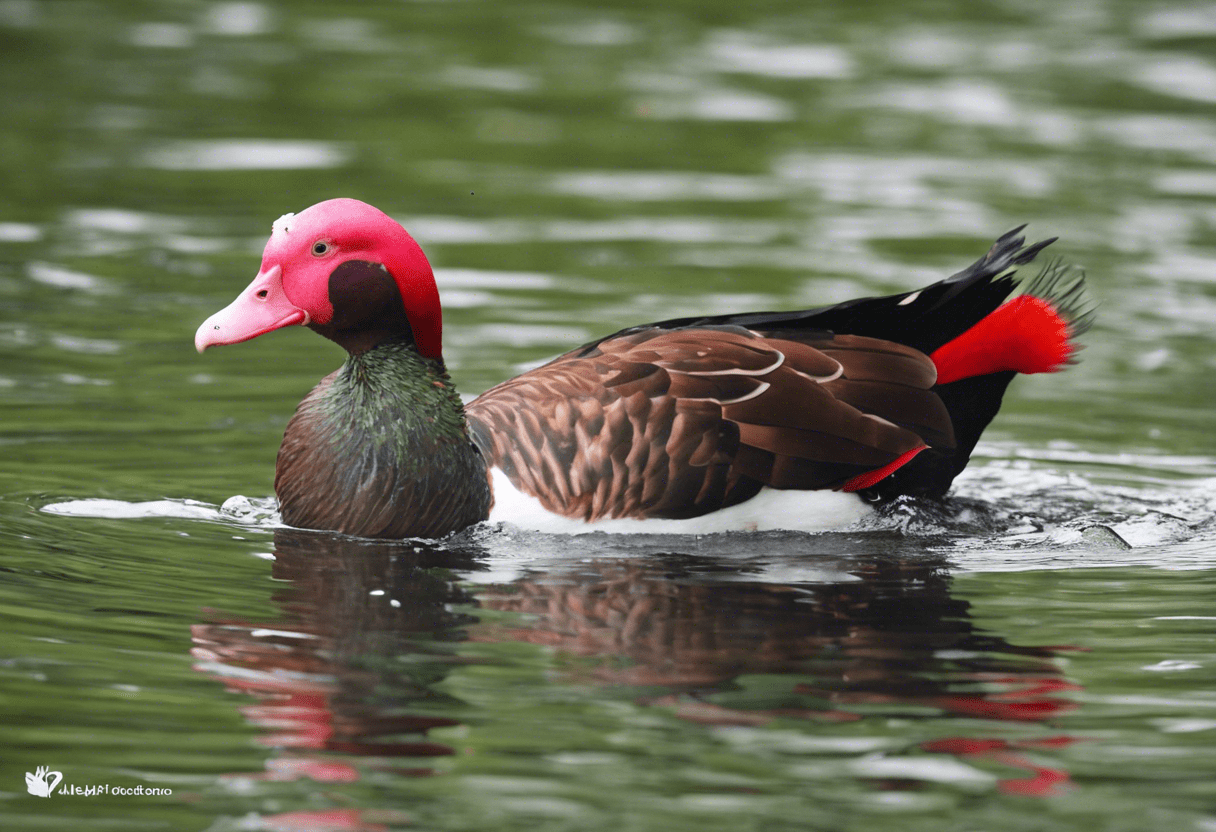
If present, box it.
[195,198,1091,539]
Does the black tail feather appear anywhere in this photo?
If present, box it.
[1022,258,1097,344]
[587,227,1058,359]
[855,242,1094,503]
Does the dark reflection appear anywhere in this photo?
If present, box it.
[194,529,1081,824]
[471,553,1081,796]
[191,530,484,789]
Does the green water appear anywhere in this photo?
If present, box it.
[2,1,1216,829]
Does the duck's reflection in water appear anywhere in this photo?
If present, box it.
[473,555,1081,795]
[192,530,481,788]
[193,529,1080,829]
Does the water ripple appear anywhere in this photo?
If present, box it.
[138,140,351,171]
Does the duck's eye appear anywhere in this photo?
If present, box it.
[311,241,331,257]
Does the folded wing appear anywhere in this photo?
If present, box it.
[466,324,953,522]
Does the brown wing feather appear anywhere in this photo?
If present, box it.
[465,325,953,522]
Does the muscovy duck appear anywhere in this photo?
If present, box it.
[195,199,1091,538]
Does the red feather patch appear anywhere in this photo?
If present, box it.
[840,445,927,492]
[930,295,1074,386]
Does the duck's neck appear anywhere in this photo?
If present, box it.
[275,340,491,539]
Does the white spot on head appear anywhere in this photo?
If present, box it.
[272,212,296,235]
[897,290,921,306]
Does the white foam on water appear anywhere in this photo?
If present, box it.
[40,495,280,529]
[42,499,221,520]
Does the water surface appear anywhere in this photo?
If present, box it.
[2,1,1215,830]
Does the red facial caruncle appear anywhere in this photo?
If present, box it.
[194,198,442,358]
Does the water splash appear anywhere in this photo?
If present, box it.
[40,495,281,529]
[35,461,1216,576]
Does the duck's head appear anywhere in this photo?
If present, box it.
[194,198,442,357]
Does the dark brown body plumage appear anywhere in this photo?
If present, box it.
[267,227,1085,537]
[466,326,953,523]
